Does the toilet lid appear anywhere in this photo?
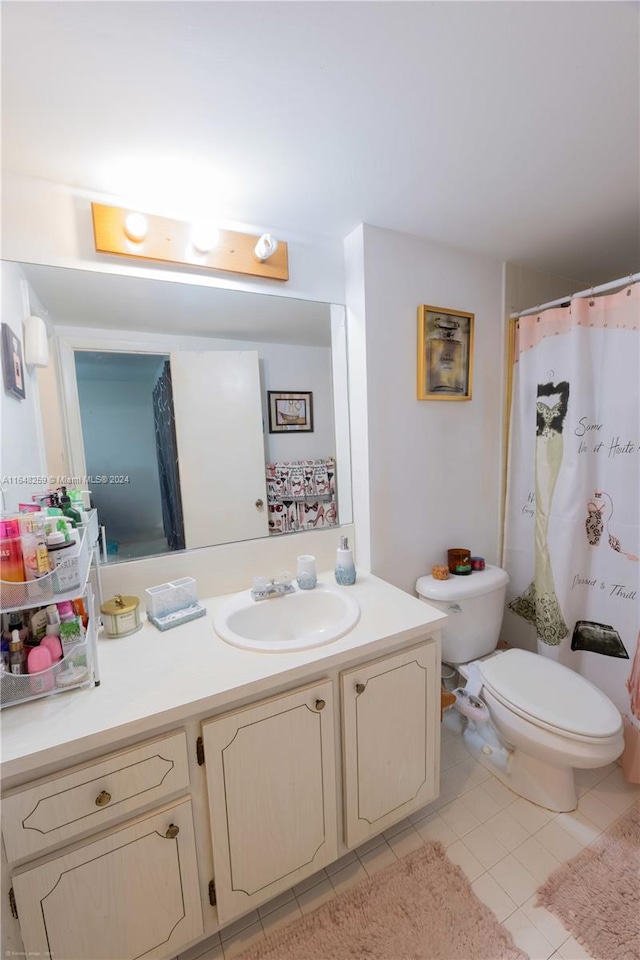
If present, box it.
[478,650,622,739]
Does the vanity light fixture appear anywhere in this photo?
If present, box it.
[92,203,289,281]
[23,315,49,368]
[254,234,279,262]
[190,222,220,255]
[123,212,148,243]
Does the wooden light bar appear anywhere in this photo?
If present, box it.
[91,203,289,281]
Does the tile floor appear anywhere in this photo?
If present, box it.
[178,711,640,960]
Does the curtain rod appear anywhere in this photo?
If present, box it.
[510,271,640,319]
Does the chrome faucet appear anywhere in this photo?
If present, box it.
[250,573,295,601]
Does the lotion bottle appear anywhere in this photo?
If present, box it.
[335,536,356,586]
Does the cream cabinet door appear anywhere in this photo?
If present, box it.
[202,679,337,925]
[12,798,203,960]
[341,641,439,848]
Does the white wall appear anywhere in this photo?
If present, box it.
[2,174,345,305]
[0,262,47,511]
[345,224,505,596]
[76,377,165,541]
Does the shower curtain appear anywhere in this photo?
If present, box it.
[153,361,185,552]
[503,282,639,777]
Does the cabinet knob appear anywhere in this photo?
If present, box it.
[355,683,365,695]
[95,790,112,807]
[315,699,326,711]
[255,499,264,508]
[165,824,180,839]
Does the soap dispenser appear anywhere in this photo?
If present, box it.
[335,536,356,586]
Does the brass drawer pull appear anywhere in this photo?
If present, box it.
[355,683,365,694]
[255,499,264,508]
[95,790,112,807]
[315,699,325,711]
[165,824,180,839]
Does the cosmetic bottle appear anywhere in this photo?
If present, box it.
[9,630,26,675]
[40,634,63,664]
[59,487,82,527]
[0,518,25,583]
[21,515,52,581]
[335,536,356,586]
[45,605,61,637]
[27,645,54,694]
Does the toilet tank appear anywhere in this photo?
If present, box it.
[415,565,509,664]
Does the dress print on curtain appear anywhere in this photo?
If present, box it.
[503,281,639,778]
[509,380,570,645]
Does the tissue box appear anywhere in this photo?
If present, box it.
[145,578,198,619]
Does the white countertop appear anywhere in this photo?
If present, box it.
[0,572,446,782]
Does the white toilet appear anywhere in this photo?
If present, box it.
[416,565,624,812]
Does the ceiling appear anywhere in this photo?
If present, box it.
[2,2,639,283]
[20,264,332,346]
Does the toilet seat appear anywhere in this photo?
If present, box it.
[477,649,622,742]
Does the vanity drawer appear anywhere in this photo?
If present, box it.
[2,731,189,863]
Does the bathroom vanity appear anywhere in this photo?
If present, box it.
[0,573,445,960]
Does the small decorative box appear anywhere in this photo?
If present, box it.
[145,577,199,621]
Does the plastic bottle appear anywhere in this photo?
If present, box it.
[40,634,63,663]
[335,536,357,586]
[20,515,52,581]
[9,630,26,675]
[45,605,61,637]
[58,487,82,527]
[0,518,25,583]
[27,645,54,693]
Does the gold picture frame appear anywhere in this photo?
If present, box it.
[417,304,474,400]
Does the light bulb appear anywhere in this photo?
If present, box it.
[190,223,220,254]
[124,213,148,243]
[254,234,279,261]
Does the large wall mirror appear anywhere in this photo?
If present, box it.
[12,263,352,563]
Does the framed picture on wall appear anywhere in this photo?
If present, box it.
[417,304,474,400]
[1,323,26,400]
[268,391,314,433]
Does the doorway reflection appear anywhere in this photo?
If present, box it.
[74,351,184,561]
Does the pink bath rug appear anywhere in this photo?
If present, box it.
[236,840,526,960]
[537,800,640,960]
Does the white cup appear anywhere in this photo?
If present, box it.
[296,554,317,590]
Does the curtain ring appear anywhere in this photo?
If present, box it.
[589,286,595,306]
[627,274,633,295]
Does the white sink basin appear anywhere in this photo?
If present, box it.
[213,583,360,652]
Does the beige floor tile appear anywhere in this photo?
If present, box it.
[588,771,640,815]
[439,798,482,837]
[471,872,518,922]
[463,824,510,868]
[522,895,573,950]
[354,832,386,858]
[382,817,413,840]
[221,921,265,959]
[178,935,222,960]
[503,907,556,960]
[296,877,336,915]
[329,858,368,895]
[415,812,457,848]
[409,784,457,821]
[446,839,485,882]
[456,755,493,784]
[441,763,478,796]
[459,784,502,822]
[257,887,295,918]
[555,935,595,959]
[512,835,562,884]
[441,736,470,765]
[484,808,531,851]
[490,853,539,905]
[292,868,329,897]
[507,797,555,834]
[358,839,397,877]
[577,790,621,830]
[324,850,358,876]
[386,825,424,858]
[574,763,616,795]
[553,809,601,848]
[219,911,260,942]
[535,819,585,862]
[481,776,518,810]
[260,898,302,937]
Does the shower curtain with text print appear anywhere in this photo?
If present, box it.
[503,282,640,777]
